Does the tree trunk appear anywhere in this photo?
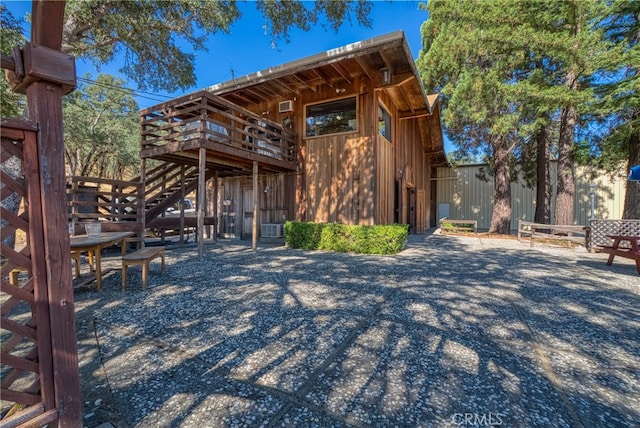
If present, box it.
[555,104,576,225]
[534,125,551,224]
[623,129,640,219]
[488,140,512,234]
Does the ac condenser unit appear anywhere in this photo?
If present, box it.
[261,223,284,238]
[278,100,294,113]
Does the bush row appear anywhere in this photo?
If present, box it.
[284,221,408,254]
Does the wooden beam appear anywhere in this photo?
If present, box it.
[212,170,218,243]
[329,62,353,85]
[354,56,373,80]
[28,1,82,426]
[197,148,206,259]
[252,161,258,251]
[140,158,146,248]
[1,53,16,71]
[179,165,185,245]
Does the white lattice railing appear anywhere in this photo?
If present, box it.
[588,219,640,250]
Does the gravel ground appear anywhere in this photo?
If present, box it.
[73,231,640,428]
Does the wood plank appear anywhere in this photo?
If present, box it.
[0,280,36,306]
[599,247,640,259]
[11,408,58,428]
[20,127,56,420]
[0,389,40,406]
[253,161,258,251]
[28,16,82,425]
[0,352,39,373]
[197,147,206,259]
[0,403,45,428]
[0,316,37,340]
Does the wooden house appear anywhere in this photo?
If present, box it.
[140,31,446,250]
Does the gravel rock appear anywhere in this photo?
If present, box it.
[73,233,640,427]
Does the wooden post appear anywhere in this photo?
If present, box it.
[197,147,206,259]
[140,157,146,248]
[252,161,258,251]
[179,165,185,245]
[28,1,82,425]
[213,170,218,243]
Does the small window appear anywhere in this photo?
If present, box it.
[305,97,357,137]
[378,104,392,142]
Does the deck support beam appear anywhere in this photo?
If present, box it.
[212,171,218,243]
[179,165,186,245]
[252,161,258,251]
[21,1,82,425]
[197,147,206,259]
[140,158,147,248]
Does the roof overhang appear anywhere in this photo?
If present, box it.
[202,31,446,163]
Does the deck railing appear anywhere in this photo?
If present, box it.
[67,176,144,236]
[140,91,297,166]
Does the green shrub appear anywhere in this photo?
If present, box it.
[284,221,408,254]
[283,221,322,249]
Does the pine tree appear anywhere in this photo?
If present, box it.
[418,0,537,233]
[419,0,617,230]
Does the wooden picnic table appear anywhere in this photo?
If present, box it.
[601,235,640,275]
[70,231,133,290]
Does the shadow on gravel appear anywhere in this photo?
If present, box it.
[70,234,639,427]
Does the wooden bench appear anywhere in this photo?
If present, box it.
[440,218,478,234]
[121,247,165,289]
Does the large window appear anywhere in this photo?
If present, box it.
[378,104,392,142]
[305,97,357,137]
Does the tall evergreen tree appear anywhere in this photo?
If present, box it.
[419,0,618,230]
[592,0,640,219]
[418,0,537,233]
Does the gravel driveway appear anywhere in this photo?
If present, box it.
[74,232,640,428]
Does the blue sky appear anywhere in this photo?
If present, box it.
[4,1,428,102]
[4,0,450,149]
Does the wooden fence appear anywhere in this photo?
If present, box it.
[68,175,145,239]
[517,220,588,247]
[1,120,80,427]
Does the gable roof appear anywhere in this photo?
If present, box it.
[206,31,446,164]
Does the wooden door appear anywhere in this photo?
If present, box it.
[416,189,426,234]
[407,187,416,234]
[242,187,253,239]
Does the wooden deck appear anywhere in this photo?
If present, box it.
[140,91,298,176]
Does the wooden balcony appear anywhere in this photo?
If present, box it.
[140,91,298,176]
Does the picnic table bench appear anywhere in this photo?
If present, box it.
[599,235,640,275]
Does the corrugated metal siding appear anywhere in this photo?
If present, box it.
[436,164,626,230]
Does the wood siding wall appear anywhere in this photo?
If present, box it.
[215,173,295,238]
[304,135,374,225]
[220,74,436,233]
[298,77,376,225]
[375,134,395,224]
[394,117,430,233]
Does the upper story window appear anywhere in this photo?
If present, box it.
[305,97,357,137]
[378,104,392,142]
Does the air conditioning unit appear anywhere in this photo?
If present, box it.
[261,223,284,238]
[278,100,294,113]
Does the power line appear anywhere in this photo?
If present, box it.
[75,76,177,106]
